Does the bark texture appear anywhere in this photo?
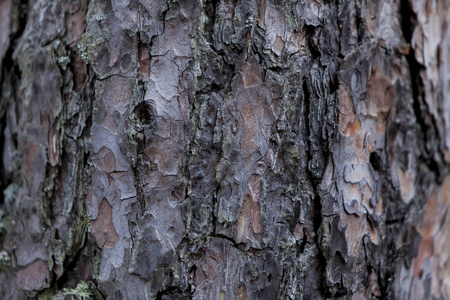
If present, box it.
[0,0,449,299]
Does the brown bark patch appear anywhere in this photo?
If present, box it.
[92,146,116,173]
[237,194,252,244]
[272,36,284,56]
[237,284,247,300]
[71,52,87,92]
[138,43,150,77]
[397,168,415,204]
[145,134,181,177]
[242,58,262,89]
[91,198,119,249]
[413,237,433,277]
[24,141,38,168]
[16,259,50,291]
[237,175,262,246]
[340,212,368,257]
[413,176,450,297]
[294,223,304,241]
[240,99,263,159]
[338,85,361,137]
[64,2,86,46]
[367,66,394,133]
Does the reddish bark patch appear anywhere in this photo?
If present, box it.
[92,146,116,173]
[91,198,119,249]
[64,2,86,45]
[242,58,262,89]
[24,141,38,168]
[240,100,260,158]
[237,194,252,243]
[237,284,247,300]
[16,259,50,291]
[338,84,361,137]
[367,66,394,133]
[271,36,284,56]
[138,43,150,77]
[413,237,434,277]
[71,52,88,92]
[237,175,262,246]
[413,176,450,296]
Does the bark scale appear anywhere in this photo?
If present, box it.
[0,0,449,299]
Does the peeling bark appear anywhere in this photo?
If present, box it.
[1,0,449,299]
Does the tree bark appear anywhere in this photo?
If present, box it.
[1,0,449,299]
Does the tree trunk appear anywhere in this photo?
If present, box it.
[1,0,449,299]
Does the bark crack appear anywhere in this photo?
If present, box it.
[401,0,448,182]
[0,0,28,207]
[302,76,332,298]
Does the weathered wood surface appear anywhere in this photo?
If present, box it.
[0,0,449,299]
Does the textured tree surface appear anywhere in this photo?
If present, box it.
[1,0,449,299]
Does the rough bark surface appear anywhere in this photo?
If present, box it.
[0,0,449,299]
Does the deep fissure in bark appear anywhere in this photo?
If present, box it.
[401,0,446,182]
[0,0,28,206]
[302,75,332,297]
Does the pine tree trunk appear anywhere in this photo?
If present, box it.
[1,0,449,299]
